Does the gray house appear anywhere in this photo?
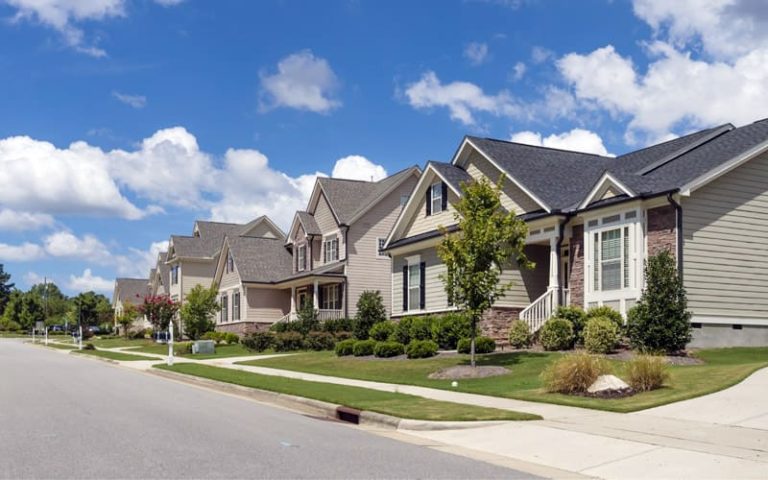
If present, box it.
[385,120,768,347]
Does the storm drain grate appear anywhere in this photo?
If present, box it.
[336,406,361,424]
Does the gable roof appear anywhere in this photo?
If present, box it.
[428,161,472,193]
[156,251,169,286]
[222,236,293,284]
[114,278,149,305]
[296,211,321,236]
[170,221,245,260]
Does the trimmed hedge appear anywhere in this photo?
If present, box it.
[274,332,304,352]
[457,336,496,354]
[334,339,356,357]
[431,313,473,349]
[586,305,624,331]
[405,339,438,359]
[552,306,587,343]
[583,316,619,354]
[304,331,336,351]
[242,331,275,352]
[508,321,532,349]
[539,318,575,351]
[352,339,377,357]
[373,341,405,358]
[369,321,396,342]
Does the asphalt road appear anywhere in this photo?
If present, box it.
[0,340,535,479]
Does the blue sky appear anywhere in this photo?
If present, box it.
[1,0,766,296]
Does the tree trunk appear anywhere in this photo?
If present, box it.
[470,315,477,368]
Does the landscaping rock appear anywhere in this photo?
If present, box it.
[587,374,630,394]
[428,365,509,380]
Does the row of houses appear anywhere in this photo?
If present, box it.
[114,120,768,348]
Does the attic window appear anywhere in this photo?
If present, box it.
[226,253,234,273]
[426,182,447,216]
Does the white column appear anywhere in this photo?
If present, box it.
[549,236,559,289]
[290,286,296,313]
[313,280,319,310]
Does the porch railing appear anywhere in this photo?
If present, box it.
[276,309,343,323]
[520,287,556,333]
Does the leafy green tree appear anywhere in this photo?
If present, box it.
[1,291,23,329]
[116,304,139,338]
[28,282,69,325]
[0,264,14,316]
[180,285,219,340]
[628,250,692,353]
[71,291,109,326]
[354,290,386,339]
[20,294,44,330]
[437,177,531,367]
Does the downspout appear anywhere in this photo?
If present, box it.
[666,193,684,281]
[555,213,573,307]
[343,225,349,318]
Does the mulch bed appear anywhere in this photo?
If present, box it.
[428,365,510,380]
[604,349,704,365]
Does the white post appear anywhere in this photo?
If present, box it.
[290,286,296,314]
[313,280,319,310]
[45,327,48,346]
[167,321,174,366]
[549,236,559,290]
[78,326,83,350]
[32,328,35,343]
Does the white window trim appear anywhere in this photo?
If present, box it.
[232,290,241,321]
[431,182,443,214]
[297,245,307,272]
[376,237,387,258]
[323,235,339,263]
[320,284,341,310]
[583,208,644,315]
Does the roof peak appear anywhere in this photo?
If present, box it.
[467,135,610,158]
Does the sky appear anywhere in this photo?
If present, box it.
[1,0,767,297]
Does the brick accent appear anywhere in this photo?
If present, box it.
[648,205,677,258]
[480,307,522,342]
[569,224,585,308]
[215,322,271,336]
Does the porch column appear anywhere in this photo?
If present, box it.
[313,279,319,310]
[290,286,296,313]
[548,236,559,289]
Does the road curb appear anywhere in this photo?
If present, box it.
[147,368,509,431]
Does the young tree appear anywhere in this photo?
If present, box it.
[180,285,219,340]
[0,264,14,316]
[116,304,139,338]
[437,177,531,367]
[354,290,386,339]
[627,250,692,353]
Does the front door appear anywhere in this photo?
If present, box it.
[297,289,309,309]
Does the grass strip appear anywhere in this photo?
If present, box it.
[156,363,540,422]
[240,347,768,413]
[44,342,77,350]
[73,349,158,361]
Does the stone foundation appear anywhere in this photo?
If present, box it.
[480,307,522,342]
[215,322,271,336]
[569,224,585,308]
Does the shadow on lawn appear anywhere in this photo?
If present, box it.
[459,351,552,368]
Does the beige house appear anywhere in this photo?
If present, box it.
[386,121,768,348]
[112,277,150,332]
[149,251,170,296]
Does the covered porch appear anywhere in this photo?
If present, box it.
[274,268,347,323]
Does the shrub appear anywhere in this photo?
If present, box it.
[553,306,587,343]
[583,316,619,354]
[409,316,434,341]
[369,321,396,342]
[627,251,692,353]
[334,331,353,341]
[355,291,387,339]
[627,354,670,391]
[541,352,610,394]
[129,330,146,340]
[174,341,193,355]
[352,339,376,356]
[457,336,496,354]
[273,332,305,352]
[304,331,336,351]
[586,305,624,331]
[405,339,438,359]
[539,317,575,351]
[322,317,354,333]
[241,332,275,352]
[431,313,473,349]
[334,339,356,356]
[224,332,240,345]
[508,321,533,349]
[393,317,415,344]
[373,341,405,358]
[83,342,95,350]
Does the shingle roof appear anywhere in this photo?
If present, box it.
[156,251,169,286]
[429,161,472,192]
[318,166,419,224]
[115,278,149,304]
[171,221,244,259]
[296,211,321,235]
[227,236,293,283]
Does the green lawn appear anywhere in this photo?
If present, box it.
[88,337,155,349]
[0,332,26,338]
[73,349,159,361]
[45,342,77,350]
[240,347,768,413]
[132,342,261,359]
[156,363,539,422]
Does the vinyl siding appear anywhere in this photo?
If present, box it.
[219,257,240,290]
[402,173,459,238]
[242,222,280,238]
[465,151,541,214]
[246,287,290,323]
[391,245,550,316]
[682,151,768,320]
[181,261,215,300]
[346,174,418,317]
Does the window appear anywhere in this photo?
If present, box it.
[431,182,443,214]
[590,221,635,293]
[377,238,387,257]
[221,294,228,323]
[171,266,179,285]
[233,291,240,321]
[321,284,341,310]
[408,263,421,310]
[297,245,306,271]
[226,252,234,274]
[323,236,338,263]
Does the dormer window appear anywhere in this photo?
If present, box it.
[426,182,447,216]
[324,235,339,263]
[297,245,306,272]
[226,252,234,273]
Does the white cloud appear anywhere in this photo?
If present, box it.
[112,91,147,109]
[114,240,168,278]
[557,42,768,142]
[0,135,144,219]
[510,62,526,81]
[43,231,110,262]
[154,0,184,5]
[0,242,45,262]
[464,42,489,65]
[403,71,521,126]
[0,209,54,231]
[23,271,45,286]
[331,155,387,182]
[259,50,341,113]
[6,0,125,57]
[531,46,554,64]
[510,128,612,156]
[67,268,113,293]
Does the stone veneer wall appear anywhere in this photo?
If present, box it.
[480,307,522,342]
[215,322,271,336]
[569,224,585,308]
[647,205,677,258]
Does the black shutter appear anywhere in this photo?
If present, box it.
[441,182,448,211]
[425,185,432,216]
[402,266,408,311]
[318,285,324,309]
[338,283,344,311]
[419,262,426,310]
[335,239,339,261]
